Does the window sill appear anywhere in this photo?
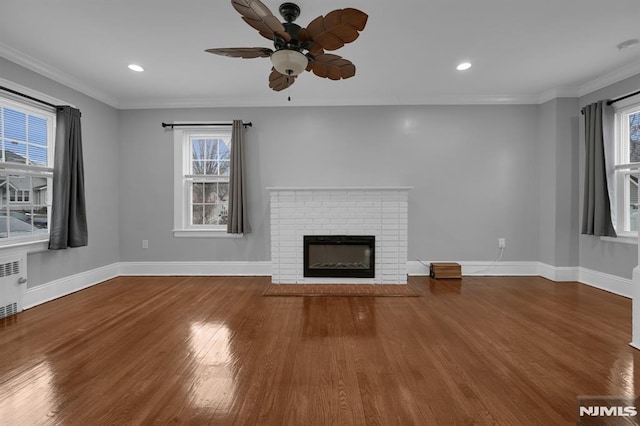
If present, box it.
[600,235,637,245]
[0,238,49,254]
[173,229,244,238]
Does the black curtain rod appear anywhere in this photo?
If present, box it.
[0,84,60,108]
[580,89,640,115]
[162,122,252,129]
[607,89,640,105]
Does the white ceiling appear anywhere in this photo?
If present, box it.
[1,0,640,109]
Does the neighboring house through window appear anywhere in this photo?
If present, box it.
[173,126,232,237]
[0,94,54,244]
[614,96,640,236]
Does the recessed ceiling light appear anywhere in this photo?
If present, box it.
[456,62,472,71]
[128,64,144,72]
[617,39,640,50]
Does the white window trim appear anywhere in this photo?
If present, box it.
[0,89,56,249]
[172,229,243,238]
[0,78,73,109]
[172,124,241,238]
[600,234,637,245]
[612,95,640,240]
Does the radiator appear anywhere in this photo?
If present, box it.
[0,253,27,319]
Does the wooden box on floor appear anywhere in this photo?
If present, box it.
[430,262,462,279]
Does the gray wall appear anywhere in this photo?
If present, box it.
[538,100,558,265]
[554,98,580,267]
[578,74,640,279]
[118,104,541,264]
[3,54,637,285]
[537,98,580,267]
[0,58,120,287]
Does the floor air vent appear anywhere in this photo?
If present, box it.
[0,255,26,320]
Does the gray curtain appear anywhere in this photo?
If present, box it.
[49,106,88,249]
[227,119,250,234]
[581,100,617,237]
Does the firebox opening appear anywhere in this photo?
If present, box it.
[304,235,375,278]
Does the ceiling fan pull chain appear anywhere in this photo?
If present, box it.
[287,71,292,102]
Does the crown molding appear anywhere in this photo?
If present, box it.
[0,42,119,109]
[396,93,541,106]
[538,87,581,104]
[578,59,640,98]
[118,93,543,110]
[118,96,305,110]
[119,95,410,109]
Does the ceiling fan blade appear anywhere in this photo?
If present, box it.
[240,18,279,42]
[205,47,273,58]
[298,29,325,56]
[308,54,356,80]
[298,28,311,42]
[305,8,368,51]
[307,43,324,56]
[232,0,291,42]
[269,68,297,92]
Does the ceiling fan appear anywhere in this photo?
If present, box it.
[206,1,368,93]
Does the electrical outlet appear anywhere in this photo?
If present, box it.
[142,240,149,249]
[498,238,506,249]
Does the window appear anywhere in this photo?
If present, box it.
[173,127,234,237]
[613,98,640,235]
[0,95,54,244]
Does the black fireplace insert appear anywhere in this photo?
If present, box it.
[303,235,375,278]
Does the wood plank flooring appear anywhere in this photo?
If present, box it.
[0,275,638,425]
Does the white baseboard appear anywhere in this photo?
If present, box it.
[538,263,580,282]
[461,261,542,276]
[407,260,542,277]
[408,260,631,298]
[631,267,640,348]
[578,267,632,298]
[22,261,271,310]
[22,260,633,312]
[23,263,120,309]
[119,261,272,276]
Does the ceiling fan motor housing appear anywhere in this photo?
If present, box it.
[279,2,301,22]
[274,21,309,53]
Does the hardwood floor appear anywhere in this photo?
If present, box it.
[0,275,637,425]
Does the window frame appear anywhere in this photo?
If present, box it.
[173,125,240,238]
[0,93,55,248]
[613,96,640,238]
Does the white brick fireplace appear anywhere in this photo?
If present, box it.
[268,187,410,284]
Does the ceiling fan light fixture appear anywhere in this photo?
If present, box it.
[271,49,308,76]
[206,1,368,92]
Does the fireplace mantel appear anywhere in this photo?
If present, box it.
[269,187,410,284]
